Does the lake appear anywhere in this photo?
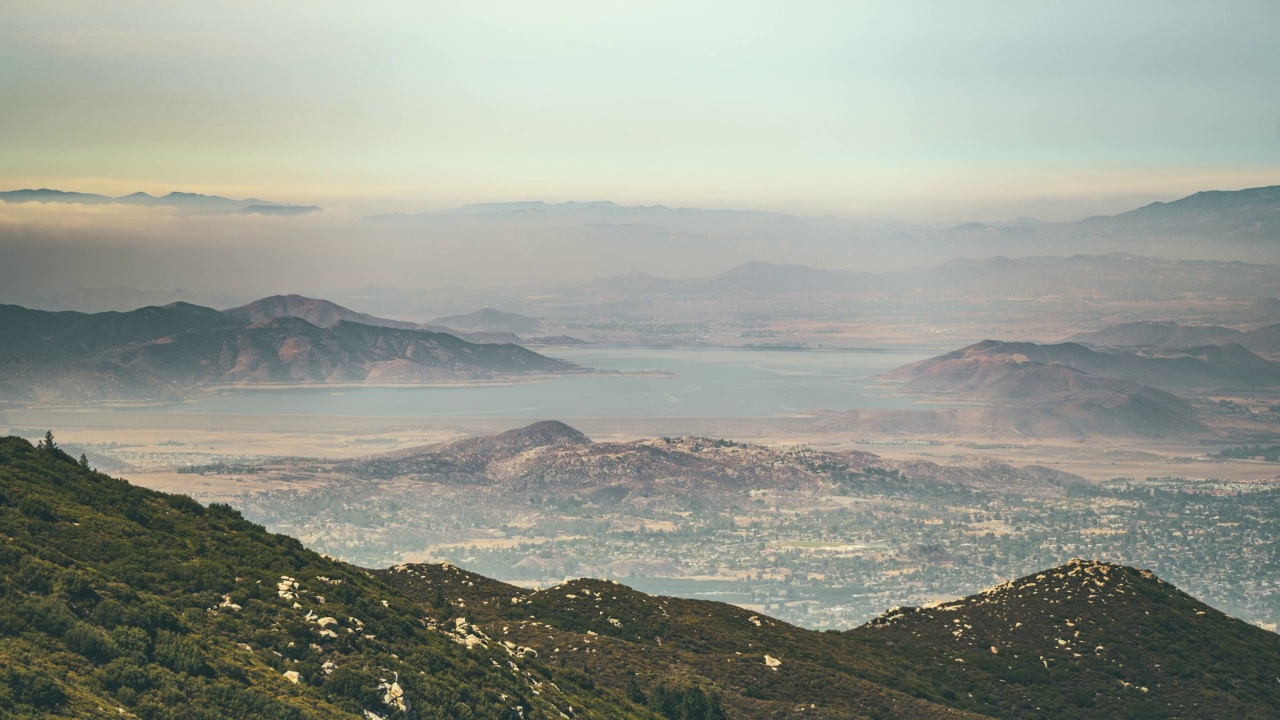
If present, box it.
[144,346,935,420]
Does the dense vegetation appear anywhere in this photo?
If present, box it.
[1212,444,1280,462]
[5,432,1280,719]
[386,556,1280,719]
[0,434,652,719]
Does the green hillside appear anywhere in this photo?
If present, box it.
[4,433,1279,719]
[0,435,650,719]
[846,559,1280,718]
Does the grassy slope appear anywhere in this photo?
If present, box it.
[5,433,1278,720]
[0,436,652,720]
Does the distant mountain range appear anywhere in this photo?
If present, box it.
[8,434,1280,718]
[1068,320,1280,358]
[0,188,320,215]
[370,185,1280,269]
[0,297,576,402]
[1076,184,1280,240]
[579,253,1280,301]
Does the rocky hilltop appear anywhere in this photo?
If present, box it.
[854,558,1280,717]
[341,421,1084,496]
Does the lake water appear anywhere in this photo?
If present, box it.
[149,346,934,419]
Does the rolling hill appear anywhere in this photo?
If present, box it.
[339,420,1087,496]
[387,557,1280,720]
[1067,321,1245,348]
[866,340,1243,438]
[887,339,1280,394]
[0,435,649,719]
[0,301,578,402]
[428,308,541,335]
[1068,320,1280,359]
[849,558,1280,718]
[225,295,522,344]
[225,295,421,330]
[8,435,1277,718]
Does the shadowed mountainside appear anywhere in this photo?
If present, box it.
[0,302,578,402]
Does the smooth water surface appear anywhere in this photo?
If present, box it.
[145,346,934,419]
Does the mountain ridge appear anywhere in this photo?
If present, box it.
[0,188,319,215]
[0,301,578,402]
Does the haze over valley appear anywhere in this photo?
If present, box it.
[4,2,1280,717]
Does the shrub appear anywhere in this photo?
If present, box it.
[64,621,118,662]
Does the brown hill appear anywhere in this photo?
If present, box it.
[224,294,420,330]
[1067,321,1244,348]
[116,317,575,385]
[888,339,1280,393]
[340,421,1084,496]
[0,305,580,401]
[1240,322,1280,357]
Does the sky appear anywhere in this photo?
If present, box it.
[2,1,1279,220]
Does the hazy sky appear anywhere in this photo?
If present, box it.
[2,1,1278,220]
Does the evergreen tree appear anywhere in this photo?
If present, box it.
[79,453,90,469]
[38,430,57,452]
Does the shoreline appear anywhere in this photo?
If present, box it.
[0,368,676,412]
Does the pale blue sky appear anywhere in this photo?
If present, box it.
[2,1,1278,219]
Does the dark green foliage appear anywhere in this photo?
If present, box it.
[647,685,728,720]
[64,621,118,662]
[153,630,209,675]
[1213,444,1280,462]
[0,667,68,712]
[7,430,1278,719]
[0,435,655,719]
[387,556,1280,720]
[18,496,55,521]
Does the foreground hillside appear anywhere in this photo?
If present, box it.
[386,559,1280,719]
[853,559,1280,717]
[0,436,646,719]
[5,434,1280,718]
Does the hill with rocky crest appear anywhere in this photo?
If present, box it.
[340,421,1083,497]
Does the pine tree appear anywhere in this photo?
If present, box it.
[79,453,90,469]
[39,430,57,452]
